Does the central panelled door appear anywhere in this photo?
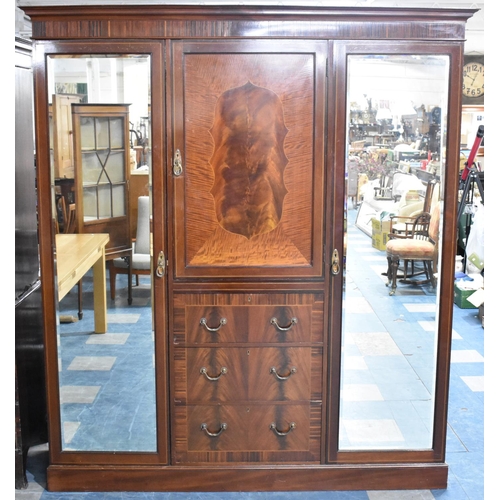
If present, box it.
[170,40,329,464]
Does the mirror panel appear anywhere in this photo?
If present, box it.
[48,54,156,452]
[340,54,449,450]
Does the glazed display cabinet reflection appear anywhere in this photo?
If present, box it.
[73,104,132,258]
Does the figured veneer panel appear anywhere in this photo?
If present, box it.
[174,292,325,345]
[249,404,312,452]
[172,290,324,463]
[185,348,249,402]
[248,305,313,343]
[183,53,314,267]
[185,305,249,344]
[248,347,312,401]
[181,346,322,403]
[209,82,289,239]
[174,403,321,463]
[254,346,323,402]
[187,404,310,451]
[185,304,315,344]
[187,405,247,452]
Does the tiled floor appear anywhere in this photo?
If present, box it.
[55,273,157,454]
[15,210,484,499]
[338,221,439,451]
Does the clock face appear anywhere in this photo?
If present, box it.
[463,62,484,98]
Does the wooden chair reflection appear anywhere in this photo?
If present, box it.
[109,196,151,302]
[385,204,440,295]
[388,178,439,280]
[390,178,438,234]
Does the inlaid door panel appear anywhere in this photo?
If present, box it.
[172,40,327,279]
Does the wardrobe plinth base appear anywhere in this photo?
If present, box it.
[47,463,448,492]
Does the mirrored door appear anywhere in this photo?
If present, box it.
[47,53,157,453]
[339,54,449,451]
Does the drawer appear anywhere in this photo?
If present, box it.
[187,404,311,452]
[184,305,312,344]
[172,403,322,463]
[176,346,322,403]
[173,292,324,345]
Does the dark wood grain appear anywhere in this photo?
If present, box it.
[247,347,313,401]
[174,292,324,344]
[179,346,322,403]
[209,81,289,239]
[25,5,475,42]
[185,347,249,403]
[46,461,448,491]
[172,403,321,463]
[172,290,324,464]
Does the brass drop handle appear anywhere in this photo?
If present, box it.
[270,317,298,331]
[200,366,228,381]
[173,149,183,176]
[331,248,340,275]
[156,251,166,278]
[200,422,227,437]
[270,366,297,380]
[200,317,227,332]
[270,421,296,436]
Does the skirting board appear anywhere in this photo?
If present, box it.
[47,463,448,492]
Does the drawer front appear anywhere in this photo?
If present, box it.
[173,292,324,345]
[172,403,322,463]
[177,346,322,403]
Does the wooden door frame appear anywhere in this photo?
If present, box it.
[326,39,464,464]
[32,39,169,466]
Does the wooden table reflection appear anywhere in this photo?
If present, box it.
[55,233,110,333]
